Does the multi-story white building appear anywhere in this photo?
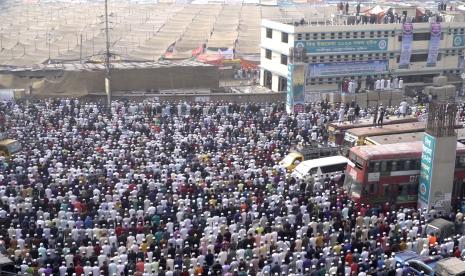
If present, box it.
[260,19,465,95]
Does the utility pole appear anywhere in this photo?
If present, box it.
[104,0,112,115]
[79,34,83,64]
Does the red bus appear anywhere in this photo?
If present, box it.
[344,141,465,209]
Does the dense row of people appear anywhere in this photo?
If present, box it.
[0,99,455,276]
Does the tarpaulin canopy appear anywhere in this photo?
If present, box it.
[363,5,386,16]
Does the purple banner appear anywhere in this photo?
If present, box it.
[399,23,413,69]
[427,23,441,67]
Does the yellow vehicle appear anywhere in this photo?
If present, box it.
[279,152,304,171]
[280,145,341,172]
[0,139,21,158]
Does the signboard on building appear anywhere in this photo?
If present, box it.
[286,64,293,114]
[286,63,306,114]
[308,60,388,78]
[399,22,413,69]
[453,35,465,47]
[294,38,388,53]
[426,22,442,67]
[419,133,436,206]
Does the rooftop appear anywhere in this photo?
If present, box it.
[352,141,465,160]
[347,122,426,137]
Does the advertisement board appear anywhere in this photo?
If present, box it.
[308,60,388,78]
[419,133,436,205]
[426,22,442,67]
[287,63,306,114]
[294,38,388,53]
[286,64,293,114]
[399,23,413,69]
[453,35,465,48]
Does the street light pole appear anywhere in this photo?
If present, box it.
[461,72,465,98]
[104,0,112,115]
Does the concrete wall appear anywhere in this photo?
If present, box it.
[321,90,403,108]
[1,65,220,96]
[67,91,287,104]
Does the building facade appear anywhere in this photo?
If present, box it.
[260,19,465,97]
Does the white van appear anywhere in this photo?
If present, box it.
[291,156,350,179]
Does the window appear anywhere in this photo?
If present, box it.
[320,163,348,174]
[410,53,428,62]
[280,54,288,65]
[380,161,387,172]
[383,185,390,196]
[414,32,430,40]
[305,33,310,40]
[369,182,379,194]
[399,32,444,42]
[278,76,287,92]
[265,49,272,59]
[412,159,421,170]
[369,161,380,173]
[457,156,465,168]
[266,28,273,39]
[281,32,289,43]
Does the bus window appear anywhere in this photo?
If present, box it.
[369,162,380,173]
[412,159,421,170]
[398,184,407,196]
[380,161,387,172]
[404,160,411,170]
[355,158,364,170]
[391,161,397,171]
[386,161,392,172]
[383,184,390,196]
[457,156,465,168]
[369,182,379,194]
[408,183,418,195]
[310,168,318,175]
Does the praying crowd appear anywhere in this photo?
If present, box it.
[0,98,460,276]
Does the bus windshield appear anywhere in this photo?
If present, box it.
[344,174,362,198]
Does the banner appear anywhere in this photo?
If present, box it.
[419,133,436,206]
[286,64,293,114]
[292,64,305,113]
[399,22,413,69]
[295,38,388,53]
[308,60,388,78]
[426,22,441,67]
[286,63,306,114]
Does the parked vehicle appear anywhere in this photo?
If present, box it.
[426,218,456,241]
[435,257,465,276]
[280,145,340,172]
[405,255,443,276]
[291,155,350,179]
